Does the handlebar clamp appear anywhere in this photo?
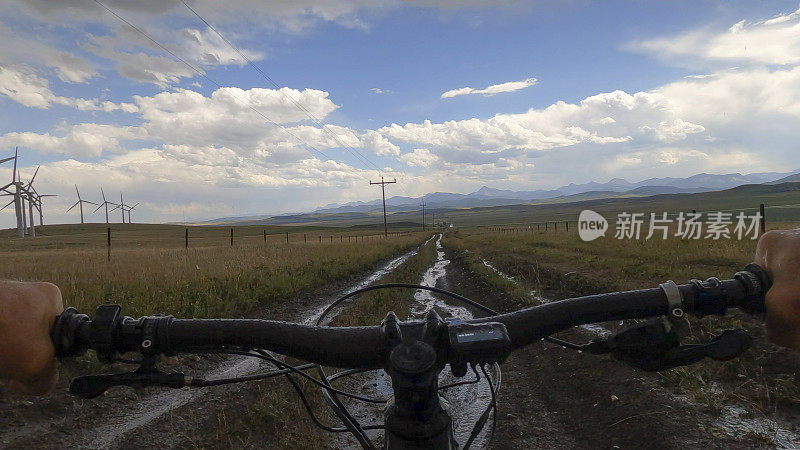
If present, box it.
[689,277,727,317]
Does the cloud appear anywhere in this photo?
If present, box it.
[0,22,97,83]
[0,66,56,108]
[360,130,400,156]
[441,77,537,98]
[0,123,147,157]
[656,66,800,123]
[83,25,265,86]
[628,6,800,67]
[134,87,340,156]
[382,89,700,161]
[370,87,385,94]
[0,146,393,224]
[399,148,439,167]
[0,66,138,112]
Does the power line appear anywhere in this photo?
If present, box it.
[370,176,396,238]
[94,0,335,163]
[179,0,383,174]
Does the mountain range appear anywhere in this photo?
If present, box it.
[311,170,798,215]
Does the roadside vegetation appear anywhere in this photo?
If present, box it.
[1,227,427,318]
[444,227,800,419]
[206,233,439,448]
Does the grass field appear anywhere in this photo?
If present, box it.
[444,224,800,414]
[207,235,441,448]
[0,223,427,318]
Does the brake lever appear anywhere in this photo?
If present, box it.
[583,319,752,372]
[69,356,187,399]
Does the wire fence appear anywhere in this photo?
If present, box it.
[480,203,800,237]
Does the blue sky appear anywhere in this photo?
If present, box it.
[1,0,799,225]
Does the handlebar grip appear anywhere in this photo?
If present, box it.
[51,305,389,368]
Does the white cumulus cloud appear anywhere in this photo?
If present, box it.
[628,6,800,67]
[441,77,537,98]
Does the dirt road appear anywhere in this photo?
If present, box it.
[2,235,797,449]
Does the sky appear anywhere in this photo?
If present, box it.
[1,0,800,225]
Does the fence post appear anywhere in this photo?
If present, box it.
[330,236,333,243]
[286,232,289,243]
[304,234,307,243]
[545,222,548,232]
[565,221,569,232]
[185,228,188,249]
[107,227,111,261]
[340,235,343,242]
[555,222,558,232]
[230,228,234,246]
[263,229,267,242]
[760,203,766,234]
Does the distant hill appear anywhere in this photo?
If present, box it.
[200,169,799,225]
[767,173,800,184]
[311,170,796,215]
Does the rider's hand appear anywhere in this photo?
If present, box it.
[0,281,63,395]
[754,230,800,350]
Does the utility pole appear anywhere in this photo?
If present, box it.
[420,199,426,231]
[369,176,396,238]
[432,211,435,229]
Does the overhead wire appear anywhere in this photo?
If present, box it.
[179,0,383,175]
[93,0,336,163]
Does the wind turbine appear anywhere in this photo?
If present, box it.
[124,203,138,223]
[20,165,55,228]
[66,185,97,224]
[115,192,127,223]
[0,147,24,237]
[22,166,41,236]
[93,188,118,224]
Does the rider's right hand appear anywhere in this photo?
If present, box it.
[0,280,64,395]
[754,230,800,350]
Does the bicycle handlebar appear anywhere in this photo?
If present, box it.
[52,264,771,368]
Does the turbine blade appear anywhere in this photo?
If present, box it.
[0,198,13,210]
[93,203,105,213]
[27,165,40,187]
[67,201,80,212]
[75,184,80,201]
[84,200,98,206]
[101,187,106,202]
[130,203,139,210]
[0,156,13,164]
[12,147,17,182]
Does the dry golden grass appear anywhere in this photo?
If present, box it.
[1,224,428,318]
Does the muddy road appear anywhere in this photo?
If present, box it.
[3,234,798,449]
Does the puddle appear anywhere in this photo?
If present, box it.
[714,405,800,448]
[410,234,472,320]
[74,242,430,449]
[466,255,800,448]
[338,234,497,449]
[303,240,429,326]
[480,258,610,338]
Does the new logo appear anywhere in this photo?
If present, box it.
[578,210,608,241]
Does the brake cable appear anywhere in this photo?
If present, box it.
[315,283,518,450]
